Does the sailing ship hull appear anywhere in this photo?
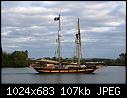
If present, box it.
[33,66,97,73]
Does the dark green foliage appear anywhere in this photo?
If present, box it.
[96,53,125,66]
[2,50,28,67]
[115,53,126,65]
[2,51,11,67]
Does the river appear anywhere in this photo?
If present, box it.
[1,66,126,84]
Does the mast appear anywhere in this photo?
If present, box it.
[55,14,61,68]
[58,14,61,68]
[76,18,81,67]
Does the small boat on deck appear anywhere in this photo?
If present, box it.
[32,14,98,73]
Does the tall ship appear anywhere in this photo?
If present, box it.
[31,14,97,73]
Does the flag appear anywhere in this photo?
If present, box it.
[54,17,59,21]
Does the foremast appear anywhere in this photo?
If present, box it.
[55,14,61,68]
[58,14,61,68]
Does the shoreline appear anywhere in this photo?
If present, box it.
[1,65,126,68]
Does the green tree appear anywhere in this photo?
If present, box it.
[116,53,125,65]
[2,50,29,67]
[11,51,28,67]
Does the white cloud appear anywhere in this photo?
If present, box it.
[2,6,70,15]
[2,32,9,36]
[4,45,19,48]
[105,21,123,26]
[90,27,112,32]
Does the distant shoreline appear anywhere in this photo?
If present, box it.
[1,64,126,68]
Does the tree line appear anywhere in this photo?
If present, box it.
[2,50,126,67]
[2,50,30,67]
[43,53,126,66]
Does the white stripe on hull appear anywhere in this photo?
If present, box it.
[37,69,95,73]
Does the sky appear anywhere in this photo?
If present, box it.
[1,1,126,59]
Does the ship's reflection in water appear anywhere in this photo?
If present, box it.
[1,66,126,84]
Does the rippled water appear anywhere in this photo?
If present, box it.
[1,66,126,84]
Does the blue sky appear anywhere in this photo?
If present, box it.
[1,1,126,59]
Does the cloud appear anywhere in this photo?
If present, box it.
[1,1,126,58]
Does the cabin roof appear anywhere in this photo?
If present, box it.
[36,59,59,64]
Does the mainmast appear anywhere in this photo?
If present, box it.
[76,18,81,67]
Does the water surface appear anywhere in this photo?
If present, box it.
[1,66,126,84]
